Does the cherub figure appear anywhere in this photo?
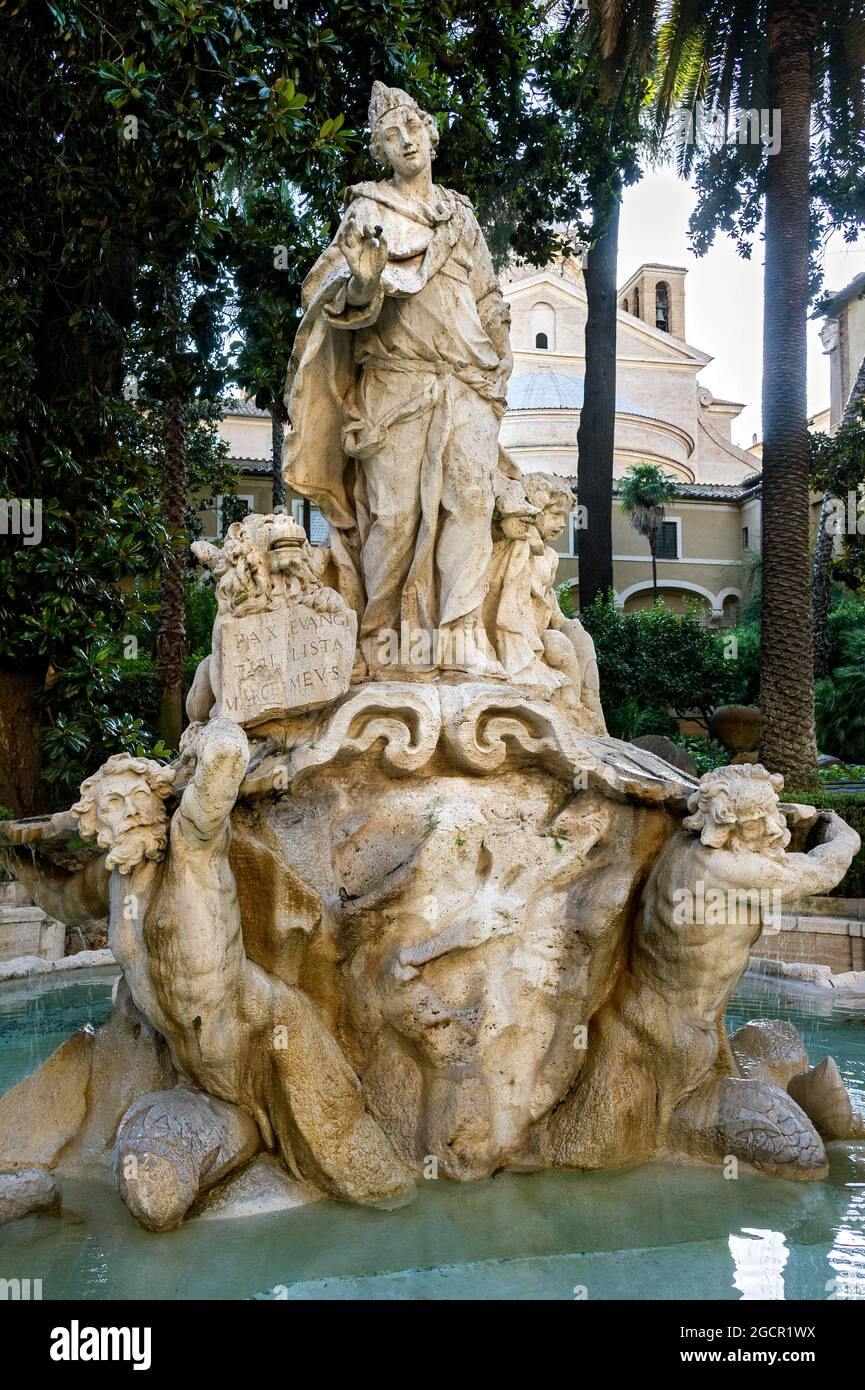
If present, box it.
[522,473,606,736]
[545,765,860,1178]
[482,470,606,731]
[482,475,563,693]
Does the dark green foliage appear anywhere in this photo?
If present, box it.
[578,594,738,738]
[655,1,865,295]
[112,658,162,733]
[185,578,218,659]
[810,594,865,764]
[724,618,761,707]
[2,0,650,811]
[676,736,730,775]
[810,410,865,592]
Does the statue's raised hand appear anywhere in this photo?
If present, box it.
[338,217,388,304]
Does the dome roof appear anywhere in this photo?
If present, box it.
[506,370,649,417]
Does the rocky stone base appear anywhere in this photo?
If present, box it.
[0,947,115,982]
[0,1167,60,1224]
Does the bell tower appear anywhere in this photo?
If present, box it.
[618,264,687,340]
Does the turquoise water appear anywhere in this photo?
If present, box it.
[0,967,117,1095]
[1,967,864,1301]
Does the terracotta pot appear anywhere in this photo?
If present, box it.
[710,704,761,754]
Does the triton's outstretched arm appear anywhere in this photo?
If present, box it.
[3,850,109,926]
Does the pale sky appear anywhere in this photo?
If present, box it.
[618,167,865,449]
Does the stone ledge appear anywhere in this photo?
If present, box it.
[0,949,116,984]
[749,956,865,993]
[760,913,864,938]
[0,907,47,924]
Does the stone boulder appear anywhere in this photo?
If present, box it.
[0,1167,61,1224]
[631,734,698,778]
[787,1056,854,1140]
[0,1026,94,1168]
[194,1154,322,1221]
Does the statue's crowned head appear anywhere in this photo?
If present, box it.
[368,80,439,171]
[683,764,791,857]
[72,755,176,874]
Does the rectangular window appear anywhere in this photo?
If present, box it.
[742,526,749,550]
[654,519,680,559]
[291,498,329,544]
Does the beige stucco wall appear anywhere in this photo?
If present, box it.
[555,499,745,621]
[218,415,271,461]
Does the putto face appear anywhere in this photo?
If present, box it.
[379,109,431,176]
[539,499,571,542]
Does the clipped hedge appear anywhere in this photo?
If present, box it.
[785,789,865,898]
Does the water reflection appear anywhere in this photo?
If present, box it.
[827,1180,865,1299]
[729,1227,788,1299]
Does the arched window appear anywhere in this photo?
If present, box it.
[633,286,640,318]
[530,300,556,352]
[655,280,670,332]
[622,297,629,314]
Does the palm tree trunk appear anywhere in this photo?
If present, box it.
[758,0,818,787]
[576,192,620,610]
[651,546,658,601]
[271,404,286,512]
[156,394,188,749]
[812,353,865,677]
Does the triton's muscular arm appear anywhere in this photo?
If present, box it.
[6,852,110,926]
[708,811,859,903]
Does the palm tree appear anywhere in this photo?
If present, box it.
[619,463,679,601]
[653,0,864,787]
[573,2,659,610]
[271,404,287,513]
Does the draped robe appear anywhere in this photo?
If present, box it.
[283,180,511,664]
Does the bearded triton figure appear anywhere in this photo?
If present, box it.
[284,81,513,677]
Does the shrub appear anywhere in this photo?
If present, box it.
[676,737,729,775]
[811,593,865,763]
[186,576,217,656]
[578,594,737,739]
[724,618,760,706]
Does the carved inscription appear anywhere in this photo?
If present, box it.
[219,603,356,724]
